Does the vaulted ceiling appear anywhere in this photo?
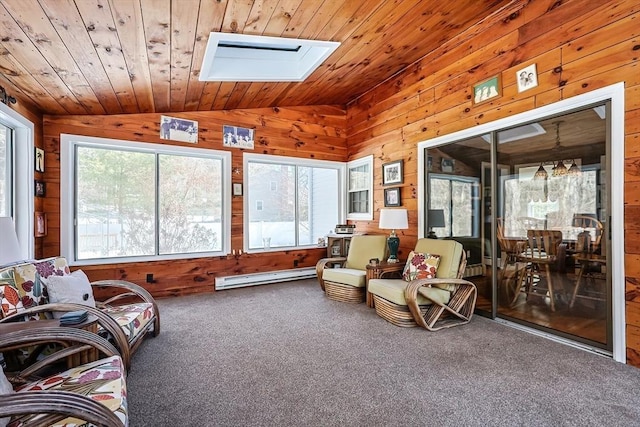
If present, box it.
[0,0,513,116]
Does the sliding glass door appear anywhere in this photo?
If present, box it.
[424,104,611,351]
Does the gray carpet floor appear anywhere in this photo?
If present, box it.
[127,279,640,426]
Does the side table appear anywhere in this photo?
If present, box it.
[365,260,405,308]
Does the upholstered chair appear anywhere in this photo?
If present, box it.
[367,238,477,330]
[316,235,388,303]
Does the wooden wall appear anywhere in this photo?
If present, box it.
[345,0,640,365]
[42,106,347,297]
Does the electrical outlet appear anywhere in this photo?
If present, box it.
[293,259,299,267]
[146,273,155,283]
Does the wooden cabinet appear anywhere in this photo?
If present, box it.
[326,234,353,257]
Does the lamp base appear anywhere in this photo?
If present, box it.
[387,235,400,263]
[427,230,438,239]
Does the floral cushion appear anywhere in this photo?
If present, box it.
[402,251,440,281]
[14,355,128,427]
[102,303,154,342]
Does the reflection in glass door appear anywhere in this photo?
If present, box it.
[424,105,611,351]
[495,106,610,350]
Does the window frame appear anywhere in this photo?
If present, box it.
[243,153,345,253]
[0,103,34,260]
[60,134,232,265]
[346,155,373,221]
[428,173,480,238]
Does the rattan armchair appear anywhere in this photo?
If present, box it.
[0,327,127,426]
[316,235,388,303]
[368,239,477,330]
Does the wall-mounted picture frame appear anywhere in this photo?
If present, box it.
[35,211,47,237]
[382,160,403,186]
[34,180,46,197]
[223,125,255,149]
[516,63,538,93]
[473,75,501,105]
[35,147,45,173]
[160,115,198,143]
[233,182,243,196]
[427,155,433,172]
[384,187,401,207]
[441,158,455,173]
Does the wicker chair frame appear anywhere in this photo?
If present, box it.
[0,327,125,427]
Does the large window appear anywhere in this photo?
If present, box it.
[244,154,343,251]
[429,174,480,238]
[62,135,231,263]
[346,155,373,220]
[0,124,12,217]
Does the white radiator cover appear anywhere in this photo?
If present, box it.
[215,267,316,290]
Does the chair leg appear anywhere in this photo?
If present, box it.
[545,264,555,312]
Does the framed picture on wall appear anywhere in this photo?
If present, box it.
[382,160,403,186]
[35,147,45,173]
[384,187,401,207]
[35,211,47,237]
[34,180,46,197]
[473,75,501,105]
[516,63,538,93]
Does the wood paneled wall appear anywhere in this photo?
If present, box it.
[41,106,347,297]
[345,0,640,365]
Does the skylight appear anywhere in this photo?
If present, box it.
[199,33,340,82]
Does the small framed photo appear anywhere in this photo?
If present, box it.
[441,158,455,173]
[34,180,46,197]
[160,115,198,143]
[35,211,47,237]
[382,160,403,186]
[233,182,243,196]
[516,63,538,93]
[223,125,255,149]
[427,155,433,172]
[384,187,401,207]
[473,75,501,105]
[35,147,45,173]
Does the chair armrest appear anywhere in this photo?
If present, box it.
[0,303,130,370]
[405,278,478,330]
[0,327,120,381]
[91,279,161,337]
[0,390,124,427]
[315,257,347,291]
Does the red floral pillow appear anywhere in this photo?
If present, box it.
[402,251,440,281]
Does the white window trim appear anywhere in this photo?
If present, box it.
[60,133,232,265]
[417,83,625,363]
[0,103,34,260]
[346,155,373,221]
[243,152,345,253]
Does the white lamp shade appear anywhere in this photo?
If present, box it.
[379,208,408,230]
[0,217,21,265]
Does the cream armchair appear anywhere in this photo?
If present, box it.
[316,235,388,303]
[368,238,477,330]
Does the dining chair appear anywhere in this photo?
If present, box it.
[516,229,563,311]
[496,218,528,307]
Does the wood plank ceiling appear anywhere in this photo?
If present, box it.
[0,0,513,115]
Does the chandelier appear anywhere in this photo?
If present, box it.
[532,121,581,180]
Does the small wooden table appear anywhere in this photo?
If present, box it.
[365,260,404,307]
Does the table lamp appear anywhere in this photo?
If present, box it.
[379,208,408,263]
[427,209,445,239]
[0,217,22,266]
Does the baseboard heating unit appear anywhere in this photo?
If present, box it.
[215,267,316,290]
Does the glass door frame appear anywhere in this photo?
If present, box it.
[417,83,626,363]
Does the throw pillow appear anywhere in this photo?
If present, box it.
[42,270,96,319]
[0,365,13,427]
[402,251,440,281]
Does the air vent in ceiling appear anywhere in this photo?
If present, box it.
[199,33,340,82]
